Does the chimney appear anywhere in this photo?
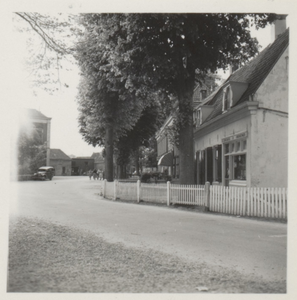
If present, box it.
[271,15,287,42]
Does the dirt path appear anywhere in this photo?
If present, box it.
[7,216,286,293]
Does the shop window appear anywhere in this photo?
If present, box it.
[231,143,235,152]
[233,155,246,180]
[225,144,229,154]
[242,140,247,150]
[224,138,247,182]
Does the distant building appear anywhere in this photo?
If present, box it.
[91,152,105,171]
[49,149,71,176]
[25,108,51,165]
[71,157,94,175]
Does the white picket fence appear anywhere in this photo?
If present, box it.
[210,185,287,219]
[100,180,287,220]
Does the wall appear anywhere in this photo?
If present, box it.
[255,48,289,113]
[50,159,72,176]
[249,47,288,188]
[71,159,94,175]
[194,116,250,151]
[157,135,168,157]
[250,109,288,187]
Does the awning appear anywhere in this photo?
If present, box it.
[158,152,173,166]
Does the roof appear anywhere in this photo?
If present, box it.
[204,28,289,122]
[50,149,71,160]
[25,108,51,121]
[73,156,94,160]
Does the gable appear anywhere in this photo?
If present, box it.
[50,149,71,160]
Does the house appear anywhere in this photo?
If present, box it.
[156,117,179,177]
[71,157,94,175]
[24,108,52,165]
[194,25,288,188]
[49,149,71,176]
[156,82,214,179]
[156,19,288,188]
[91,152,105,171]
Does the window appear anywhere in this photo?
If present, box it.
[233,154,246,180]
[214,145,222,182]
[200,89,207,100]
[222,85,233,112]
[194,109,202,128]
[224,138,247,182]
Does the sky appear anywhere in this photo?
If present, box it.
[9,13,289,158]
[11,20,102,158]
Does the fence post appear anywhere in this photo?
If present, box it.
[167,181,171,206]
[137,180,141,203]
[205,182,210,211]
[103,179,107,198]
[114,180,117,200]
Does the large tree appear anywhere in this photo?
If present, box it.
[116,103,163,178]
[99,13,277,184]
[76,14,153,181]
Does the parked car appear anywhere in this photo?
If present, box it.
[32,166,55,181]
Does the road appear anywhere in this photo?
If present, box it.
[10,176,287,282]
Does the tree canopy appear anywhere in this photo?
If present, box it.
[13,12,80,94]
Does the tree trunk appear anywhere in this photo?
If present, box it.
[178,119,194,184]
[177,73,195,185]
[105,124,114,182]
[119,164,126,179]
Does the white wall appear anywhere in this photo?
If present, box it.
[255,48,289,113]
[250,107,288,188]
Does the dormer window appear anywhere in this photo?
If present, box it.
[197,108,202,126]
[200,89,207,100]
[194,108,202,128]
[222,85,233,112]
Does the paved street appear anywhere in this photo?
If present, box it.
[10,176,287,283]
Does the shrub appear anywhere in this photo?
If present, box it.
[141,173,151,183]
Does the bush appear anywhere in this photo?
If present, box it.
[164,175,172,182]
[141,173,151,183]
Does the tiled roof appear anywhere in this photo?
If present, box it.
[204,28,289,122]
[50,149,71,160]
[25,108,51,120]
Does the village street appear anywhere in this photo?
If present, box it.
[8,176,287,293]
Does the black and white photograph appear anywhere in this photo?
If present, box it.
[1,0,296,298]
